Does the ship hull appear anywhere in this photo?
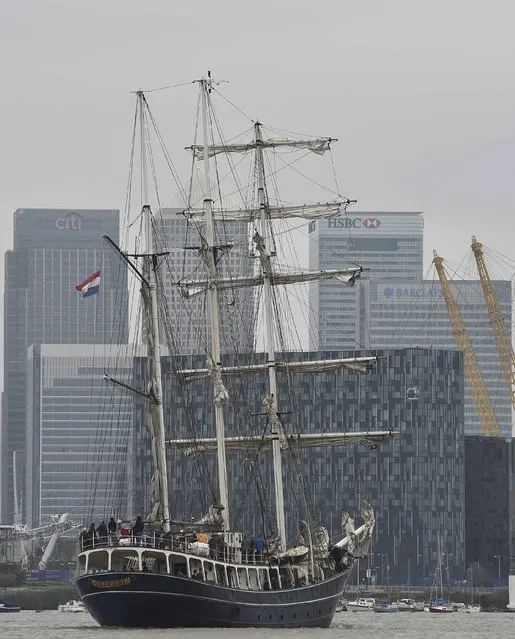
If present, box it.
[75,570,345,628]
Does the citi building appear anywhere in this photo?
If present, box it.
[1,208,128,523]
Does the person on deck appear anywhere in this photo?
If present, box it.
[133,516,144,545]
[108,517,117,543]
[96,520,108,545]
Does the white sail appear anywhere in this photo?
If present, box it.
[187,137,336,160]
[179,267,363,298]
[168,430,397,456]
[180,201,349,222]
[178,356,381,381]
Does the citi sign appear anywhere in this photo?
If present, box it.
[327,217,381,229]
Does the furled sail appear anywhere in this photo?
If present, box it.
[179,201,350,222]
[179,266,363,298]
[167,430,398,456]
[187,137,336,160]
[178,356,381,382]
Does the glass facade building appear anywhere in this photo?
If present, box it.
[308,212,512,437]
[365,280,512,437]
[132,347,465,584]
[1,208,128,523]
[26,344,133,528]
[153,209,255,355]
[308,212,424,350]
[464,435,514,583]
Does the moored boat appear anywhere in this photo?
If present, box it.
[0,598,20,613]
[58,599,85,612]
[346,597,376,612]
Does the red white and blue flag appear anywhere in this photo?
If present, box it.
[75,270,101,298]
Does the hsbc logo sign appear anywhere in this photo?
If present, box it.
[362,217,381,228]
[327,217,381,229]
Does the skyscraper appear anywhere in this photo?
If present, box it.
[1,208,128,523]
[308,212,424,350]
[153,209,255,356]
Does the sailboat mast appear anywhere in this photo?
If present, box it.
[200,78,230,528]
[137,91,170,533]
[254,122,286,548]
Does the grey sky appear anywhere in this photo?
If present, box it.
[1,0,515,361]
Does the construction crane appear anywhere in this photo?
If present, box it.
[433,250,501,437]
[471,235,515,411]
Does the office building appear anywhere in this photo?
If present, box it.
[308,212,424,350]
[153,209,255,355]
[131,347,465,584]
[364,279,512,437]
[465,435,514,583]
[1,208,128,523]
[26,344,133,527]
[309,212,512,436]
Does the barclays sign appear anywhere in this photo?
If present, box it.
[384,287,443,299]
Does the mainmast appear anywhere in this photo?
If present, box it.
[199,77,230,528]
[137,91,171,532]
[254,121,286,548]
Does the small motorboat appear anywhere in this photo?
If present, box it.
[374,601,398,613]
[0,598,20,613]
[346,597,376,612]
[58,599,85,612]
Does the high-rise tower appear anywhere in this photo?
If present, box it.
[1,208,128,523]
[308,212,424,349]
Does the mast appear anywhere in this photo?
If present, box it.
[200,77,230,528]
[137,91,170,532]
[254,121,286,548]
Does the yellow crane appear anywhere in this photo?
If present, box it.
[433,250,500,437]
[471,235,515,411]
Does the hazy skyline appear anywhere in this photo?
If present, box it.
[2,0,515,366]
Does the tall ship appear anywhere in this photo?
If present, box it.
[74,75,398,628]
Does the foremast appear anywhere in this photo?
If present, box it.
[198,77,230,529]
[137,91,170,533]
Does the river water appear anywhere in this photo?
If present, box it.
[1,610,513,639]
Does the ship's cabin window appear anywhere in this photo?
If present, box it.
[237,567,249,589]
[111,550,138,573]
[203,561,216,584]
[141,551,166,573]
[86,549,110,572]
[188,557,204,579]
[258,568,270,590]
[215,563,227,586]
[227,565,238,588]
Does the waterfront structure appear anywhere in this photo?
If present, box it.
[1,208,128,524]
[26,344,133,528]
[364,280,512,437]
[153,209,255,355]
[132,347,465,585]
[308,212,424,350]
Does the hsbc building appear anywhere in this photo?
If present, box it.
[309,211,424,350]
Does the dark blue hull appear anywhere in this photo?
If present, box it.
[75,571,345,628]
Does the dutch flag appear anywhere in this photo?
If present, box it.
[75,270,101,298]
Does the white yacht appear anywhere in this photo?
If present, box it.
[346,597,376,612]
